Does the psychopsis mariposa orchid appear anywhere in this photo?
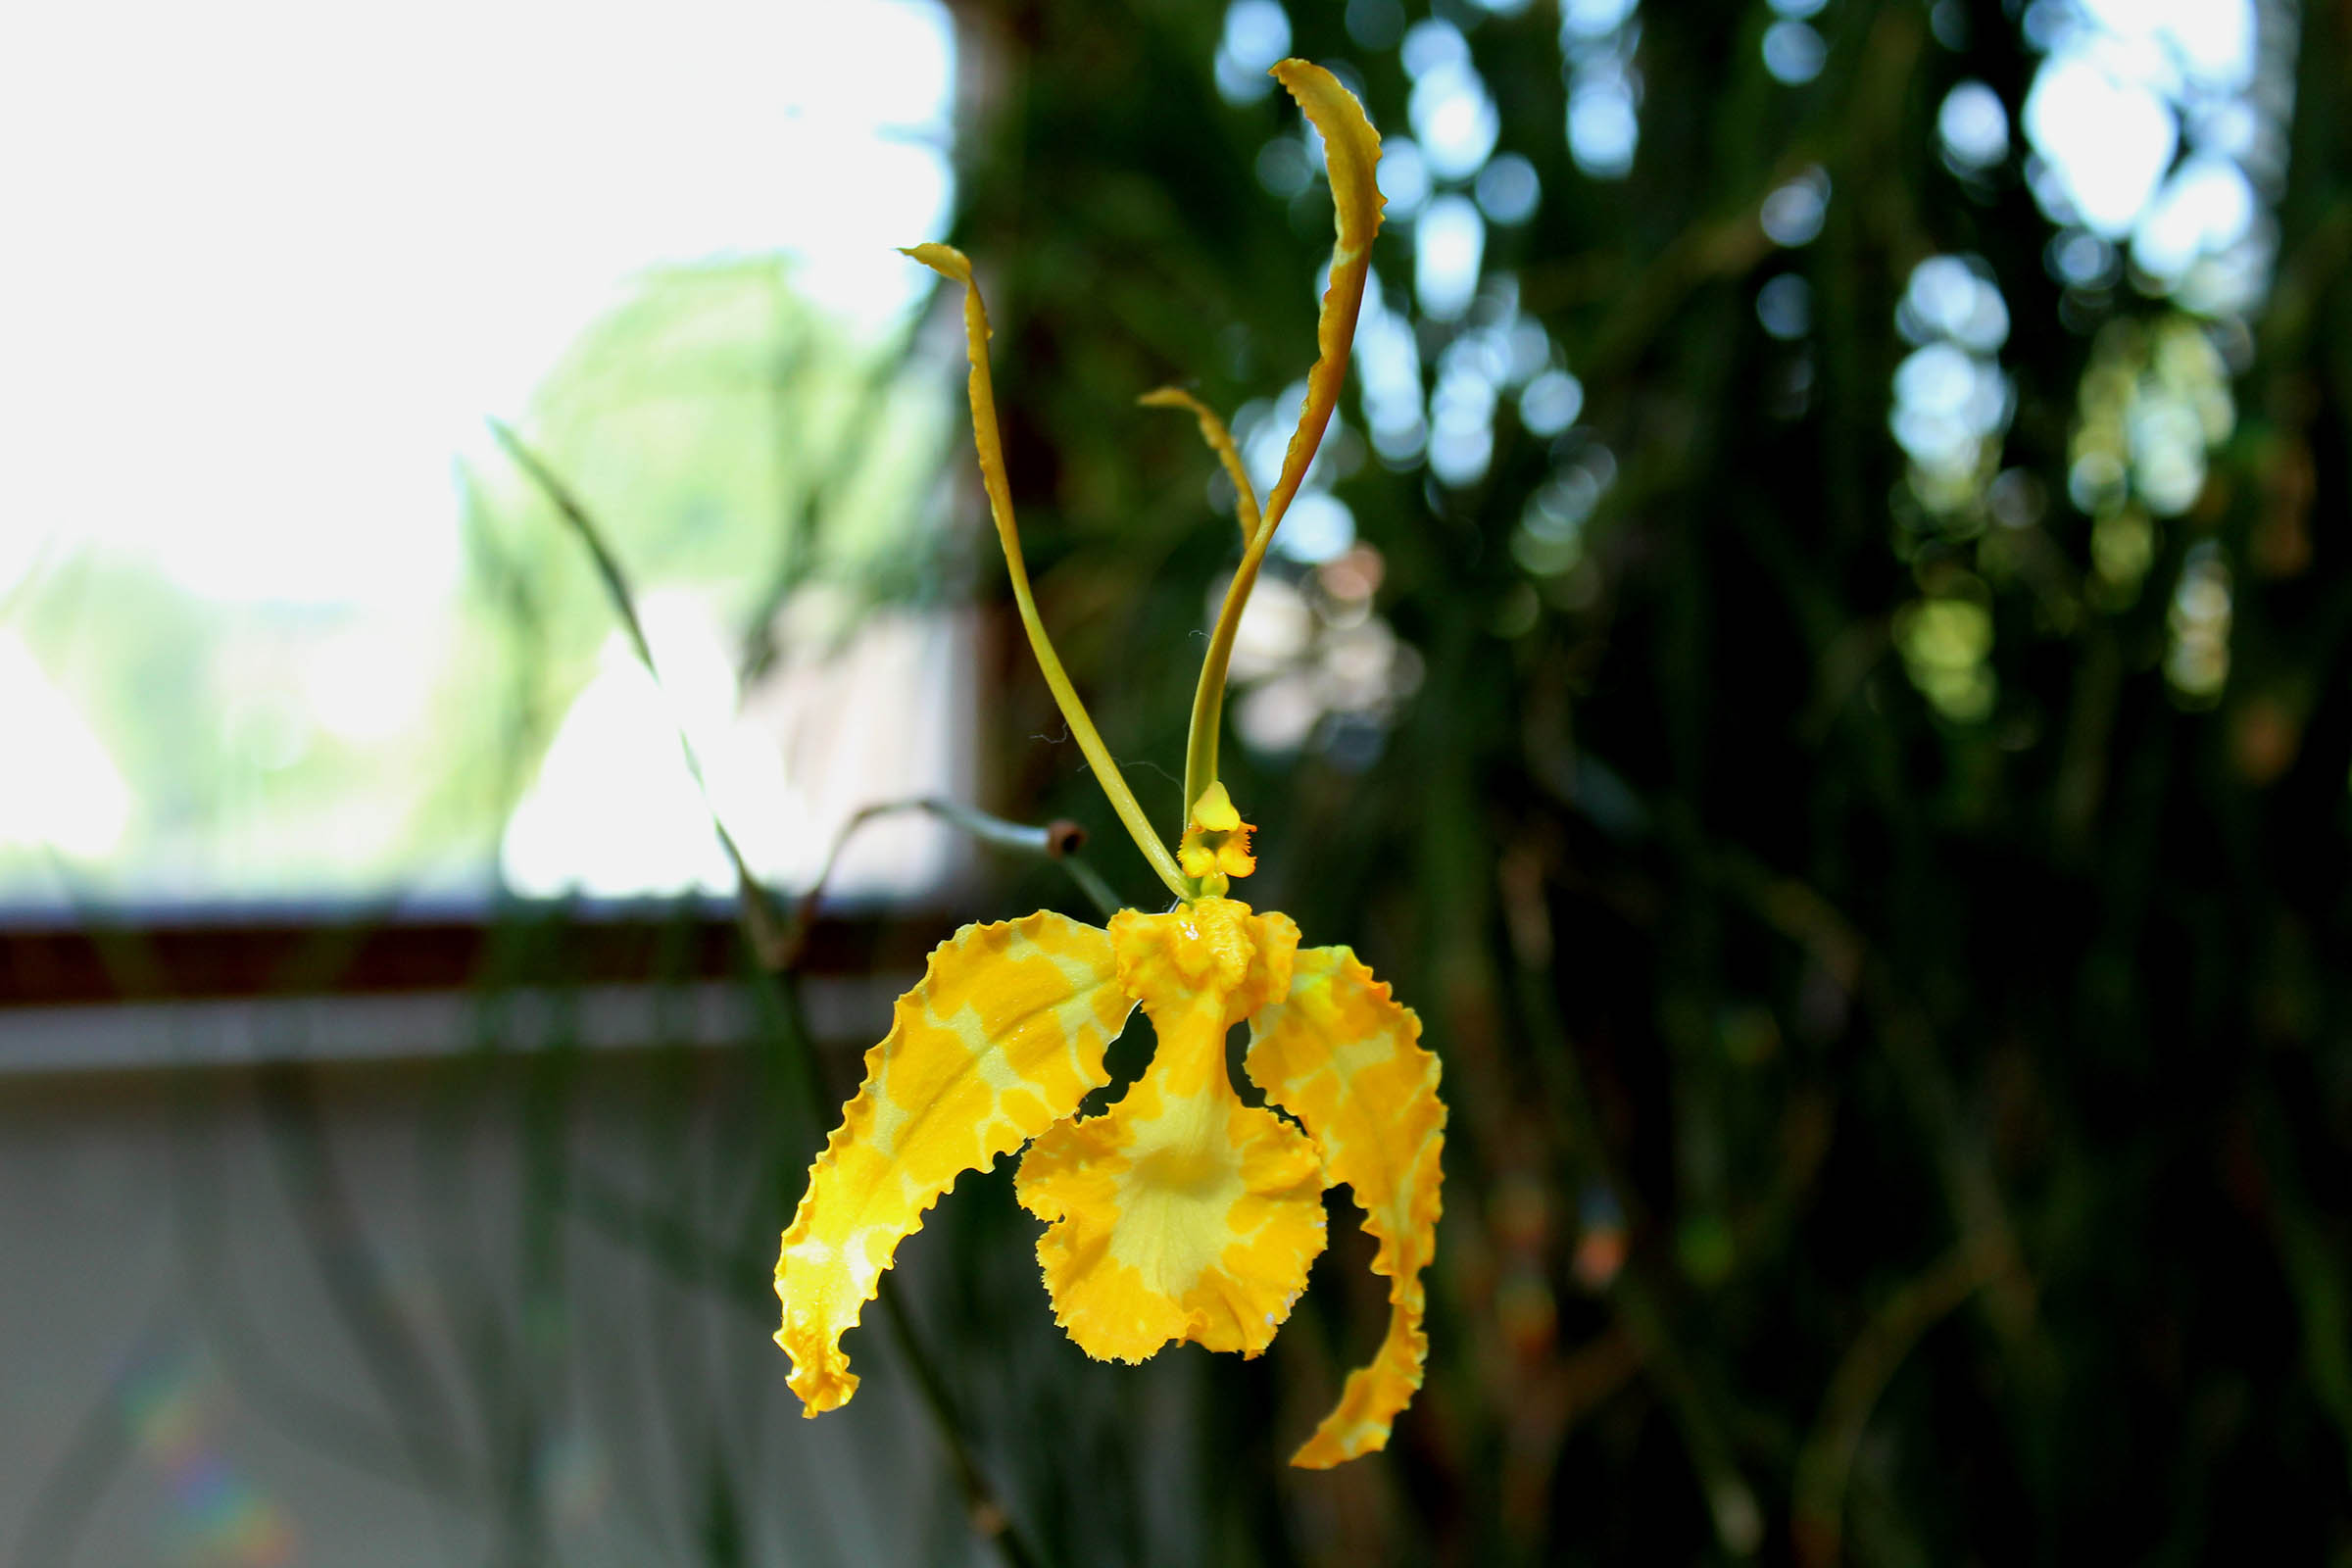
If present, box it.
[772,60,1444,1469]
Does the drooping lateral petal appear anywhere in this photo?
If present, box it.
[1017,900,1326,1362]
[1246,945,1446,1468]
[1259,59,1384,536]
[774,911,1136,1413]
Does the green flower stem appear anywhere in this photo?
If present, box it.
[1180,524,1275,832]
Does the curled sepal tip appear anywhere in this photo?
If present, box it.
[900,240,970,281]
[774,911,1137,1413]
[1246,945,1445,1467]
[1260,59,1384,537]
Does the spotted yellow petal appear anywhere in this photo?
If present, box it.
[775,910,1136,1413]
[1017,899,1327,1362]
[1246,945,1445,1467]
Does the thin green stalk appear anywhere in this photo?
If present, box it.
[1180,515,1277,833]
[1055,856,1123,922]
[790,796,1124,956]
[1792,1236,2015,1568]
[490,421,791,958]
[877,1281,1050,1568]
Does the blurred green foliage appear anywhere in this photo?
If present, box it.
[911,0,2352,1562]
[0,257,945,904]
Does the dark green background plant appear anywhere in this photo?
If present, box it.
[915,0,2352,1562]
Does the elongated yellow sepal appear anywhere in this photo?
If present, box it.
[905,243,1193,901]
[1258,60,1384,537]
[1017,900,1327,1362]
[775,911,1137,1413]
[1246,946,1445,1467]
[1182,60,1384,825]
[1140,387,1261,543]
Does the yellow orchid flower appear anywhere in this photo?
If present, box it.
[772,60,1445,1470]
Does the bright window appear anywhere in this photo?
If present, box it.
[0,0,967,908]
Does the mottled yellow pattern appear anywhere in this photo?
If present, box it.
[1247,947,1446,1468]
[773,912,1135,1412]
[1019,900,1325,1360]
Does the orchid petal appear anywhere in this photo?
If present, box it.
[1017,900,1327,1361]
[775,911,1135,1413]
[1246,946,1446,1467]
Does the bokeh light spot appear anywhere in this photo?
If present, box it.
[1761,21,1826,84]
[1475,153,1542,223]
[1761,167,1831,246]
[1756,273,1813,340]
[1938,79,2010,170]
[1519,370,1586,436]
[1416,194,1487,319]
